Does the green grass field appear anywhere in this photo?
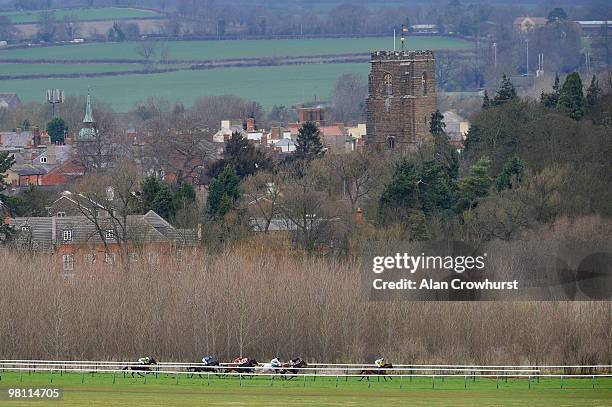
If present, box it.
[0,36,471,111]
[0,36,472,61]
[0,7,161,24]
[0,62,369,111]
[0,371,610,406]
[0,63,179,76]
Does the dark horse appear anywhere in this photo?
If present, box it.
[227,357,259,374]
[280,358,307,380]
[186,360,222,378]
[359,363,394,382]
[122,358,158,378]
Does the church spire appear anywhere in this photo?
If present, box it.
[83,89,95,124]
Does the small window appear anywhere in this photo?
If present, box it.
[63,229,72,242]
[86,253,96,264]
[63,254,74,271]
[422,72,428,95]
[40,156,47,163]
[383,73,393,96]
[105,229,115,240]
[129,252,139,262]
[57,212,66,218]
[387,136,396,150]
[24,178,30,187]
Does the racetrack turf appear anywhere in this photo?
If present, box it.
[0,371,610,406]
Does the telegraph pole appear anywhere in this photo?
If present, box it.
[525,38,529,75]
[493,42,497,68]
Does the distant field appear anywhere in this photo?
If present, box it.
[0,63,177,76]
[0,63,369,111]
[0,7,161,24]
[0,36,472,61]
[0,371,610,407]
[0,36,472,112]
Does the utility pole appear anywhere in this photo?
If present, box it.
[492,42,497,68]
[525,38,529,75]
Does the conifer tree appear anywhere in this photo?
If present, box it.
[206,165,241,218]
[586,75,601,108]
[557,72,585,120]
[482,90,490,108]
[541,73,561,107]
[492,74,517,106]
[295,121,324,161]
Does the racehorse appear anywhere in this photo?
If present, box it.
[358,363,394,382]
[227,357,259,375]
[122,358,158,378]
[186,360,221,378]
[279,358,307,380]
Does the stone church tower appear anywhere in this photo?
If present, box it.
[365,50,437,150]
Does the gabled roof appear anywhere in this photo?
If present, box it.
[9,210,196,247]
[0,131,33,147]
[9,164,48,176]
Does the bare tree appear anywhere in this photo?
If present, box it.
[71,162,142,268]
[241,171,282,233]
[138,108,217,187]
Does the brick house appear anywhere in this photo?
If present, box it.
[7,211,196,273]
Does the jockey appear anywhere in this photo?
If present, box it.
[234,357,248,365]
[374,357,385,368]
[138,357,150,365]
[270,357,281,368]
[202,355,215,365]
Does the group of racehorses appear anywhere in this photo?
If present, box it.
[122,357,394,381]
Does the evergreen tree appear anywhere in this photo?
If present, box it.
[482,90,490,108]
[429,109,446,135]
[492,74,517,106]
[541,73,561,108]
[379,159,419,218]
[208,132,271,179]
[141,176,163,210]
[417,160,455,214]
[557,72,585,120]
[547,7,567,23]
[207,165,241,218]
[172,182,196,213]
[46,117,68,144]
[586,75,601,108]
[151,184,174,219]
[430,110,459,179]
[496,156,525,191]
[455,157,492,211]
[294,121,324,161]
[0,152,16,243]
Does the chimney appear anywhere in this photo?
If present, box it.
[0,133,3,146]
[47,144,57,165]
[355,207,363,224]
[246,117,255,132]
[32,126,41,146]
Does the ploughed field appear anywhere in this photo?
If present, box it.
[0,36,471,111]
[0,371,610,406]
